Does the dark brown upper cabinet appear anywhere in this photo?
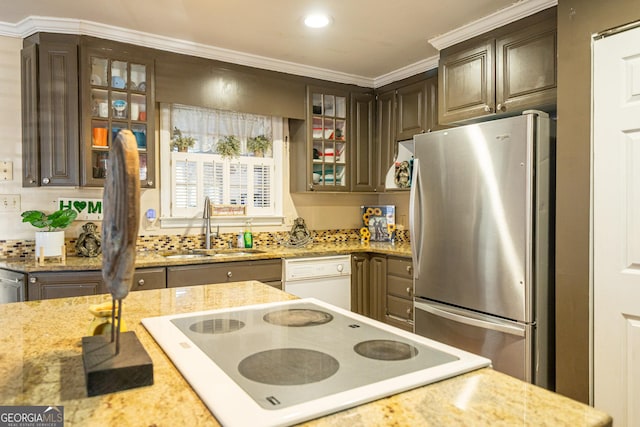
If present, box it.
[289,86,350,192]
[396,80,430,141]
[375,90,396,192]
[350,92,376,192]
[374,74,437,192]
[21,33,80,187]
[438,7,556,124]
[21,34,156,188]
[80,38,156,188]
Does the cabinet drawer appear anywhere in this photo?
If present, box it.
[132,267,166,291]
[167,259,282,288]
[387,257,413,278]
[386,295,413,321]
[387,275,413,299]
[383,314,413,332]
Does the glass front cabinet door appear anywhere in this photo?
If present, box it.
[81,41,155,188]
[308,87,348,191]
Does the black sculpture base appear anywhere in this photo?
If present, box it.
[82,331,153,397]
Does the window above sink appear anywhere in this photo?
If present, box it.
[158,104,285,228]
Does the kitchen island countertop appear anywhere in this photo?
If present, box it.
[0,281,611,426]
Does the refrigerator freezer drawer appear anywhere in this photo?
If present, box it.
[414,299,533,383]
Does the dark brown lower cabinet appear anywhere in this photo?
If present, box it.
[27,267,167,300]
[166,259,282,288]
[351,254,370,315]
[351,253,387,322]
[383,257,414,331]
[369,255,387,322]
[27,271,106,300]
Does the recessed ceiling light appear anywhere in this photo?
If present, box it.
[304,13,331,28]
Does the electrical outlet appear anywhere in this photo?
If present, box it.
[0,194,20,213]
[0,161,13,181]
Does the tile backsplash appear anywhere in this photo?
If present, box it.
[0,229,410,259]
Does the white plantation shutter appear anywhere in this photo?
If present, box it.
[229,163,248,206]
[203,160,224,205]
[170,153,277,217]
[252,164,271,209]
[172,157,198,216]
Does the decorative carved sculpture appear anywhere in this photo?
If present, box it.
[76,222,102,257]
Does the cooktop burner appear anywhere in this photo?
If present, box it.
[263,308,333,327]
[238,348,339,385]
[142,298,491,427]
[354,339,419,361]
[189,318,245,334]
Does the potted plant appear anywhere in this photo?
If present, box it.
[21,208,78,257]
[247,134,272,157]
[216,135,240,159]
[171,127,196,152]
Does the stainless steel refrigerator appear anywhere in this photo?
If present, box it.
[410,111,554,388]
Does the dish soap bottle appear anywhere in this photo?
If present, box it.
[243,220,253,249]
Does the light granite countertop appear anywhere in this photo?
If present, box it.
[0,241,412,273]
[0,281,611,426]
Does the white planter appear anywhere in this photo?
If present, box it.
[35,231,65,257]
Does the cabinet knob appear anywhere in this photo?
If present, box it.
[406,287,412,295]
[29,277,37,284]
[227,271,233,278]
[146,180,153,186]
[137,279,145,287]
[483,105,492,113]
[406,265,412,275]
[497,103,506,112]
[42,177,50,185]
[406,308,412,316]
[29,179,36,184]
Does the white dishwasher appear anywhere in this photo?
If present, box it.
[282,255,351,310]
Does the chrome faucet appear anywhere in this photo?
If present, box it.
[203,196,218,249]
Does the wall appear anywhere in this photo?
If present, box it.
[556,0,640,403]
[0,34,380,245]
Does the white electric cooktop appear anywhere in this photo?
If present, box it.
[142,298,490,427]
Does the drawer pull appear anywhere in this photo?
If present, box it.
[406,287,412,295]
[227,271,233,278]
[406,265,412,275]
[137,279,145,287]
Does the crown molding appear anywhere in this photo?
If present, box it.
[373,55,439,88]
[0,16,375,87]
[428,0,557,51]
[0,2,556,89]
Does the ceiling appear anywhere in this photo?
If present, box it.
[0,0,556,87]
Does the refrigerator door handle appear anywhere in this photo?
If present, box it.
[409,158,421,280]
[414,300,525,337]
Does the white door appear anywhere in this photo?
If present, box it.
[593,24,640,426]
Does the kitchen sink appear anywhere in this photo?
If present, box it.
[211,249,266,257]
[161,249,265,259]
[162,253,213,260]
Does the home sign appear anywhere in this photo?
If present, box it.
[58,198,103,221]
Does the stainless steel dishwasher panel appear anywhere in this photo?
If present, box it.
[0,269,26,303]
